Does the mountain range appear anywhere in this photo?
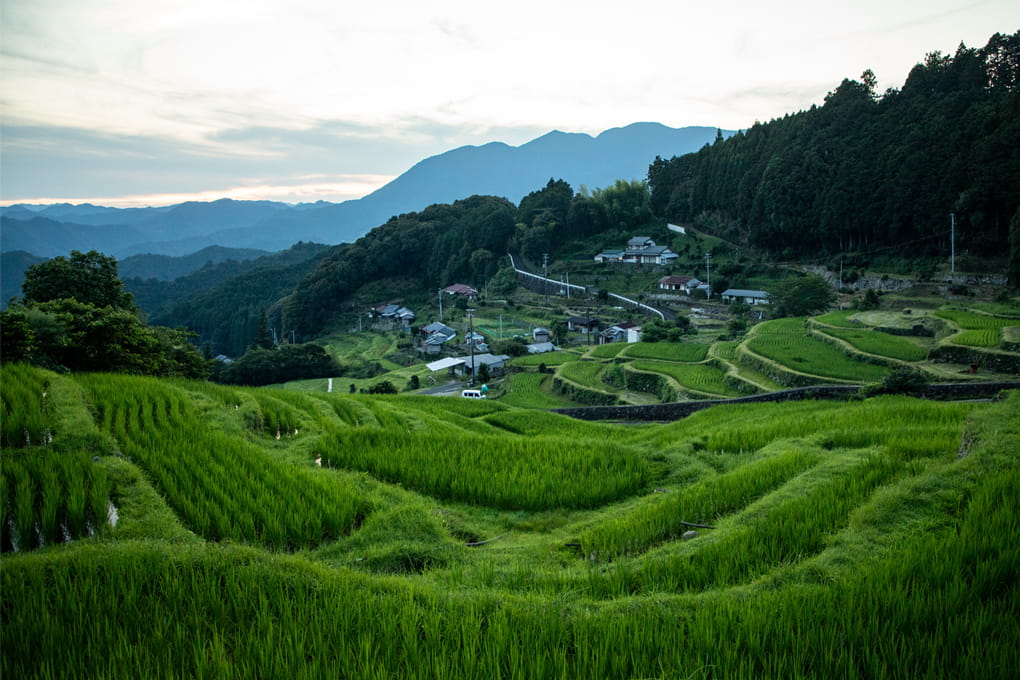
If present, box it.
[0,123,729,259]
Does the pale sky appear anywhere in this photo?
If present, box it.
[1,0,1015,207]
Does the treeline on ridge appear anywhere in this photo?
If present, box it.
[648,31,1020,261]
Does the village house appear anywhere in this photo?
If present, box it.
[567,316,600,333]
[532,327,550,343]
[595,237,678,266]
[600,321,641,344]
[421,321,457,354]
[721,288,770,305]
[658,275,702,294]
[371,303,416,328]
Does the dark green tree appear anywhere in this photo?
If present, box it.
[1008,206,1020,290]
[22,250,135,310]
[253,306,274,350]
[769,275,837,317]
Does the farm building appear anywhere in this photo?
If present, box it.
[600,321,641,344]
[658,275,702,294]
[442,283,479,300]
[721,289,770,305]
[567,316,600,333]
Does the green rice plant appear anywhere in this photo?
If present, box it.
[0,364,52,448]
[498,372,577,408]
[934,309,1017,330]
[319,428,649,510]
[949,328,1001,347]
[629,360,743,397]
[578,447,819,559]
[78,374,369,549]
[621,342,710,362]
[745,318,889,382]
[556,360,613,390]
[814,310,860,328]
[511,351,581,367]
[820,327,929,361]
[586,343,628,359]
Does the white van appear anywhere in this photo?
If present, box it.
[461,389,485,399]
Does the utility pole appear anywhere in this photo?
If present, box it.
[466,308,476,386]
[705,252,712,299]
[438,288,444,321]
[950,213,956,274]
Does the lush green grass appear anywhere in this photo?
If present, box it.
[510,350,581,367]
[950,328,1003,347]
[746,318,890,382]
[585,342,628,358]
[556,359,615,391]
[814,309,859,328]
[934,308,1018,329]
[319,428,649,510]
[820,327,929,361]
[3,364,1019,680]
[498,371,578,408]
[621,341,710,362]
[629,359,743,397]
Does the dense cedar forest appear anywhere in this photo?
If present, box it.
[648,32,1020,260]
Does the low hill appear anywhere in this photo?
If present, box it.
[118,245,270,281]
[0,250,45,309]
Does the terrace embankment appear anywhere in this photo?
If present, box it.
[550,382,1020,422]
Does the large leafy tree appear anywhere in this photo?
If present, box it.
[768,274,837,317]
[22,250,135,310]
[1,251,207,377]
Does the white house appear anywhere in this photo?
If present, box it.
[658,275,701,294]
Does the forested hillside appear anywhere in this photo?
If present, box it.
[131,242,332,356]
[648,31,1020,262]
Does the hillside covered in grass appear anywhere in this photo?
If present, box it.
[2,363,1018,678]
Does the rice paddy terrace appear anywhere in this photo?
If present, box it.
[501,306,1020,408]
[2,363,1018,678]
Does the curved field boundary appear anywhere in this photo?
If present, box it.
[550,381,1020,421]
[743,321,889,384]
[810,327,920,365]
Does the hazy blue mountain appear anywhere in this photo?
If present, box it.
[118,245,271,281]
[0,215,148,258]
[1,250,46,309]
[1,123,729,257]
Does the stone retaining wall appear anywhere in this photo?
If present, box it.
[550,382,1020,422]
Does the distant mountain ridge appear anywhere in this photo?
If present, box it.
[1,123,729,258]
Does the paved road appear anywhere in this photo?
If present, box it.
[418,380,465,396]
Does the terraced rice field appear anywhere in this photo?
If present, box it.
[820,327,929,361]
[620,341,710,362]
[2,363,1018,679]
[745,318,890,382]
[629,359,743,397]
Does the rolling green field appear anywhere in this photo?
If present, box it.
[745,317,890,382]
[819,327,930,361]
[629,359,743,397]
[2,364,1018,679]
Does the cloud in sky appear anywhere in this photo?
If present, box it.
[1,0,1015,206]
